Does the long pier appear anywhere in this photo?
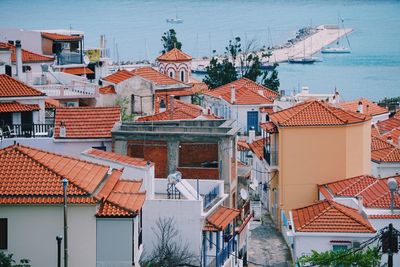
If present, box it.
[191,25,353,70]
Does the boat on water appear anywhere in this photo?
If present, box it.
[321,47,351,53]
[191,64,207,74]
[166,15,183,24]
[288,57,318,64]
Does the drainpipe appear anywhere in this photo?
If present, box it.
[62,178,69,267]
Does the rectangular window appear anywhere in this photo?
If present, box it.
[209,232,213,249]
[131,95,135,115]
[0,219,7,249]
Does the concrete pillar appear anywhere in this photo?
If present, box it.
[218,138,231,195]
[167,140,179,175]
[113,140,127,155]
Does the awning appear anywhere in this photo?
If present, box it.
[63,67,94,75]
[203,206,240,231]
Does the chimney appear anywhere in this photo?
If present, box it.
[357,101,363,113]
[387,135,393,144]
[169,95,175,119]
[59,121,66,138]
[333,91,340,106]
[230,86,236,104]
[248,127,256,143]
[15,40,23,80]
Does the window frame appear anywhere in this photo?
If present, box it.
[0,218,7,250]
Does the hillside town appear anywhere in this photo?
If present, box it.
[0,26,399,267]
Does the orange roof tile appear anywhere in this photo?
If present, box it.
[322,175,400,209]
[0,74,45,97]
[259,107,274,113]
[395,111,400,119]
[85,148,150,167]
[0,102,40,113]
[369,214,400,219]
[204,206,240,231]
[382,127,400,145]
[99,85,116,94]
[0,42,54,63]
[157,48,192,61]
[292,200,376,233]
[41,32,82,41]
[54,107,120,139]
[204,78,279,105]
[248,138,266,160]
[45,98,60,108]
[260,122,278,133]
[339,98,389,116]
[371,124,381,137]
[102,69,134,84]
[269,100,369,127]
[131,67,184,86]
[237,140,250,151]
[376,117,400,134]
[63,67,94,75]
[371,136,400,162]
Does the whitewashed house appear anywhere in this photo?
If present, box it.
[203,78,279,134]
[371,135,400,177]
[0,144,146,267]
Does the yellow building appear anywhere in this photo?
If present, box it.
[261,100,371,228]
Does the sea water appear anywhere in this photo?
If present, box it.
[0,0,399,100]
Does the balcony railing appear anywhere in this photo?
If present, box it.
[1,123,54,138]
[263,146,278,166]
[203,185,219,209]
[33,81,98,99]
[217,236,235,266]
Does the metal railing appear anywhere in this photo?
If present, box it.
[264,146,278,166]
[217,236,235,266]
[203,185,219,209]
[33,81,98,98]
[1,123,54,138]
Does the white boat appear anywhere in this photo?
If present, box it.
[288,56,317,64]
[166,15,183,24]
[321,47,351,53]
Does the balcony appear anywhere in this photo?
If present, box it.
[33,81,98,99]
[203,185,220,209]
[1,123,54,138]
[216,236,235,266]
[263,146,278,167]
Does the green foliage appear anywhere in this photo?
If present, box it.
[0,252,31,267]
[298,247,381,267]
[203,36,280,91]
[115,96,135,121]
[161,29,182,54]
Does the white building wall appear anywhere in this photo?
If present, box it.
[0,204,97,267]
[0,137,112,157]
[371,161,400,177]
[372,113,390,124]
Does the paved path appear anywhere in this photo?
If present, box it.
[247,213,292,267]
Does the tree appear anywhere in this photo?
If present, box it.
[298,247,381,267]
[115,96,135,121]
[0,252,30,267]
[203,36,280,92]
[140,217,199,267]
[161,29,182,54]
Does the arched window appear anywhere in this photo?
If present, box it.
[180,70,185,82]
[169,70,174,78]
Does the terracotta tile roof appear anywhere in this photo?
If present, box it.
[0,74,45,97]
[376,117,400,134]
[260,122,278,133]
[131,67,184,86]
[45,98,60,108]
[259,107,274,113]
[395,111,400,119]
[292,200,376,233]
[248,138,265,160]
[54,107,121,139]
[0,102,40,113]
[138,99,218,122]
[203,206,240,231]
[322,175,400,209]
[237,140,250,151]
[0,145,108,201]
[382,127,400,145]
[155,83,208,98]
[0,42,54,63]
[102,69,134,84]
[204,78,279,105]
[369,214,400,219]
[371,124,381,137]
[99,85,116,94]
[85,148,150,167]
[63,67,94,75]
[371,136,400,162]
[41,32,82,41]
[269,100,369,127]
[157,48,192,61]
[339,98,389,116]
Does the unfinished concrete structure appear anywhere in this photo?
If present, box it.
[112,120,240,207]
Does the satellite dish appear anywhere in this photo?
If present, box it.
[83,55,90,65]
[240,188,249,200]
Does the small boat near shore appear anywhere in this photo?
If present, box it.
[166,15,183,24]
[321,47,351,53]
[288,56,318,64]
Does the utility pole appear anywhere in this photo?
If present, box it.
[388,223,393,267]
[62,178,69,267]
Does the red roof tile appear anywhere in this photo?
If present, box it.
[371,124,381,137]
[371,136,400,162]
[237,140,250,151]
[85,148,150,167]
[157,48,192,61]
[204,78,279,105]
[269,100,369,127]
[99,85,116,94]
[102,69,134,84]
[63,67,94,75]
[382,127,400,145]
[0,74,45,97]
[0,102,40,113]
[41,32,82,41]
[260,122,278,133]
[322,175,400,209]
[248,138,265,160]
[259,107,274,113]
[0,42,54,63]
[54,107,120,139]
[369,214,400,219]
[204,206,240,231]
[376,117,400,134]
[45,98,60,108]
[292,200,375,233]
[131,67,184,86]
[339,98,389,116]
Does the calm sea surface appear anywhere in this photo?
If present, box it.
[1,0,399,100]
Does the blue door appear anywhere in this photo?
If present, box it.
[247,111,259,132]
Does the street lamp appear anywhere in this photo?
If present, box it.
[62,178,68,267]
[56,235,63,267]
[387,178,398,214]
